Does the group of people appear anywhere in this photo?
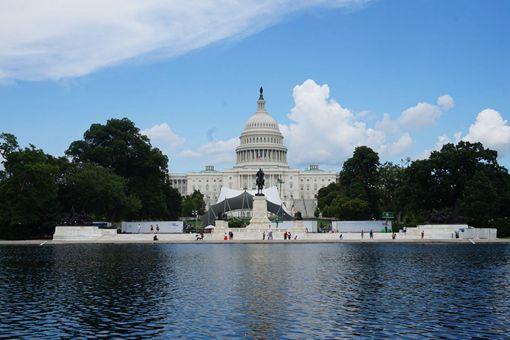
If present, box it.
[261,230,296,240]
[136,223,160,241]
[136,223,160,234]
[283,231,296,240]
[262,230,273,240]
[223,231,234,240]
[360,230,374,239]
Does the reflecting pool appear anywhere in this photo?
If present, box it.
[1,243,509,337]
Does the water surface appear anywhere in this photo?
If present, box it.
[1,244,509,338]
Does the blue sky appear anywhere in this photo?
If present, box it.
[0,0,509,173]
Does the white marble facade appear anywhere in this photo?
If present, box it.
[169,89,338,213]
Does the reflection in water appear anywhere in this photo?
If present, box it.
[0,244,509,337]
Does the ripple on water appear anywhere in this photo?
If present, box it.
[0,243,509,337]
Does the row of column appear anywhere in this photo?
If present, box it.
[171,179,187,195]
[237,149,286,163]
[239,174,281,189]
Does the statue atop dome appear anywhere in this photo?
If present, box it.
[259,86,264,100]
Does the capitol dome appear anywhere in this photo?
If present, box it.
[244,109,279,131]
[235,87,288,169]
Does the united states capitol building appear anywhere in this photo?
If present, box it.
[169,88,338,217]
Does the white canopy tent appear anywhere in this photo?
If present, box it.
[202,186,293,225]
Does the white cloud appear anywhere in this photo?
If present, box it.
[399,94,454,129]
[280,79,412,166]
[0,0,371,81]
[198,138,240,163]
[437,94,454,111]
[453,131,462,143]
[142,123,185,148]
[399,102,442,129]
[375,112,399,134]
[383,132,413,156]
[464,109,510,156]
[179,137,240,165]
[179,150,201,158]
[435,134,451,150]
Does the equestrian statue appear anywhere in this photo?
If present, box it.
[255,168,265,196]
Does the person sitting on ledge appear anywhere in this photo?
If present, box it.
[153,235,158,241]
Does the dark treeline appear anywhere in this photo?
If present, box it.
[0,118,182,239]
[316,143,510,237]
[2,118,510,239]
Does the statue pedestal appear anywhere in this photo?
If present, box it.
[246,195,271,230]
[290,220,307,233]
[214,220,229,232]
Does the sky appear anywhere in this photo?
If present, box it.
[0,0,509,173]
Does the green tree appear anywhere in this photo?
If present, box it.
[460,171,500,227]
[316,182,340,213]
[339,146,380,218]
[0,142,63,239]
[66,118,182,220]
[181,190,205,217]
[338,198,370,220]
[0,132,19,158]
[59,164,141,221]
[316,146,381,220]
[398,141,510,232]
[378,161,407,219]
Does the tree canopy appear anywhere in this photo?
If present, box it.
[317,146,380,220]
[66,118,181,220]
[0,138,62,239]
[2,122,510,239]
[0,118,182,239]
[317,142,510,237]
[181,190,206,217]
[59,163,142,221]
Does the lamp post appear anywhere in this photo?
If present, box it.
[192,210,199,232]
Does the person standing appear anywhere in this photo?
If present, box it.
[156,224,160,234]
[369,230,373,239]
[288,231,291,240]
[229,231,234,240]
[137,223,141,234]
[268,230,273,240]
[150,224,154,233]
[262,231,266,240]
[284,231,288,240]
[361,230,364,239]
[421,230,425,239]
